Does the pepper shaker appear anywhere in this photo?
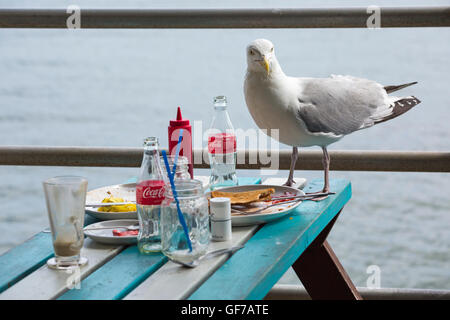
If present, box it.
[210,197,232,241]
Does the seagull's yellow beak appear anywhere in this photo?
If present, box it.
[261,57,270,74]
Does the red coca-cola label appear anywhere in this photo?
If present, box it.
[136,180,165,205]
[208,133,236,154]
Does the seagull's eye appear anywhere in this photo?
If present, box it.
[271,47,274,52]
[249,50,255,55]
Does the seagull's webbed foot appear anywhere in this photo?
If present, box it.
[283,178,296,187]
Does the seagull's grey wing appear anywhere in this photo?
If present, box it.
[296,76,387,135]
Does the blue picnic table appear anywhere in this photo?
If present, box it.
[0,178,360,300]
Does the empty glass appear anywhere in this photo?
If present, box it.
[43,176,88,270]
[160,179,210,263]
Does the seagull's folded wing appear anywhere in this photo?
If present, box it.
[296,76,387,135]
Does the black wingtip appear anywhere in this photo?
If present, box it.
[384,81,418,94]
[374,96,421,125]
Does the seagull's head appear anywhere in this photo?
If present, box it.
[246,39,278,75]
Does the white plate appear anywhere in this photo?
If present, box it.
[85,178,212,221]
[209,185,305,226]
[83,219,138,245]
[85,183,137,220]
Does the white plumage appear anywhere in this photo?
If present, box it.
[244,39,421,193]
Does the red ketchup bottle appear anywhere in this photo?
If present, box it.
[168,107,193,178]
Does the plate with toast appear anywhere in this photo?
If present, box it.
[209,185,304,226]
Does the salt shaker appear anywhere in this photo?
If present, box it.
[210,197,232,241]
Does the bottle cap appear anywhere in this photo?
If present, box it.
[213,96,227,110]
[143,136,158,146]
[210,197,231,221]
[170,106,190,126]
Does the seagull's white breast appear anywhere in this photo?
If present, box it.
[244,73,342,147]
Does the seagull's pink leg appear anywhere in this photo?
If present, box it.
[283,146,298,187]
[322,146,330,193]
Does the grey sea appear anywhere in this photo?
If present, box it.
[0,0,449,290]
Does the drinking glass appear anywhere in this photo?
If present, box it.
[160,179,210,263]
[43,176,88,270]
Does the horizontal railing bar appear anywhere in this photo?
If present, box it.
[0,7,449,29]
[265,284,450,300]
[0,146,448,172]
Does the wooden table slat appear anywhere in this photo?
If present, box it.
[0,214,99,294]
[0,232,53,293]
[58,246,167,300]
[0,238,124,300]
[124,226,259,300]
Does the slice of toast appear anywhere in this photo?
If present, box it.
[211,188,275,205]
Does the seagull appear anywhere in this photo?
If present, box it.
[244,39,421,195]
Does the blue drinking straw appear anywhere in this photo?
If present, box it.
[161,149,193,252]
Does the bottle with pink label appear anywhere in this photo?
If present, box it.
[207,96,238,190]
[136,137,167,253]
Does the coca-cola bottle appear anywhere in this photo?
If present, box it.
[136,137,167,253]
[208,96,238,190]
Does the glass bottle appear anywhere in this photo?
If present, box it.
[160,155,190,181]
[136,137,167,253]
[207,96,238,190]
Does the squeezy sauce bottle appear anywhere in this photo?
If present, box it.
[168,107,193,178]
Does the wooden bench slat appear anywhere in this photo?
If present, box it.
[189,179,351,300]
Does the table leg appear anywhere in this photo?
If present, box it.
[292,211,362,300]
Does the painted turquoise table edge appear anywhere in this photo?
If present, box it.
[189,179,351,300]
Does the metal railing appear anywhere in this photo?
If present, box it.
[266,284,450,300]
[0,7,449,29]
[0,146,448,172]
